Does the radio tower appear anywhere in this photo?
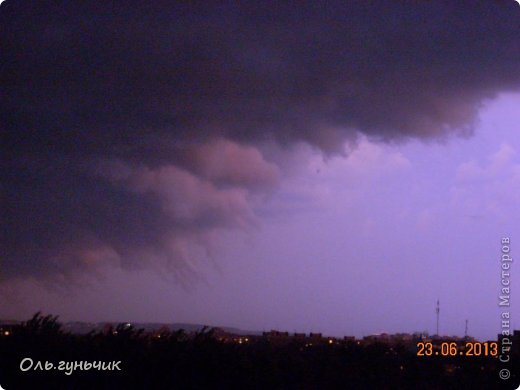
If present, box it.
[436,300,440,336]
[464,319,468,339]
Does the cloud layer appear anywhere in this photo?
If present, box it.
[1,0,520,283]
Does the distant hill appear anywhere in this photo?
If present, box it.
[0,319,261,336]
[92,322,261,336]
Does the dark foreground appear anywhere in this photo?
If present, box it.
[0,314,518,389]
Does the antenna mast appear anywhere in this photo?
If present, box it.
[436,300,440,336]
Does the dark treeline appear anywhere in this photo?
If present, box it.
[0,313,517,389]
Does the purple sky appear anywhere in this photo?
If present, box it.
[1,1,519,341]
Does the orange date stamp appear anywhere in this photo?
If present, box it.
[416,342,498,357]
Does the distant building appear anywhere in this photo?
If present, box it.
[363,333,390,344]
[263,330,291,345]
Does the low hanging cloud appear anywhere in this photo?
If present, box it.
[2,139,278,283]
[1,0,520,283]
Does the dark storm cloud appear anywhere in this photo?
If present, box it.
[1,0,519,282]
